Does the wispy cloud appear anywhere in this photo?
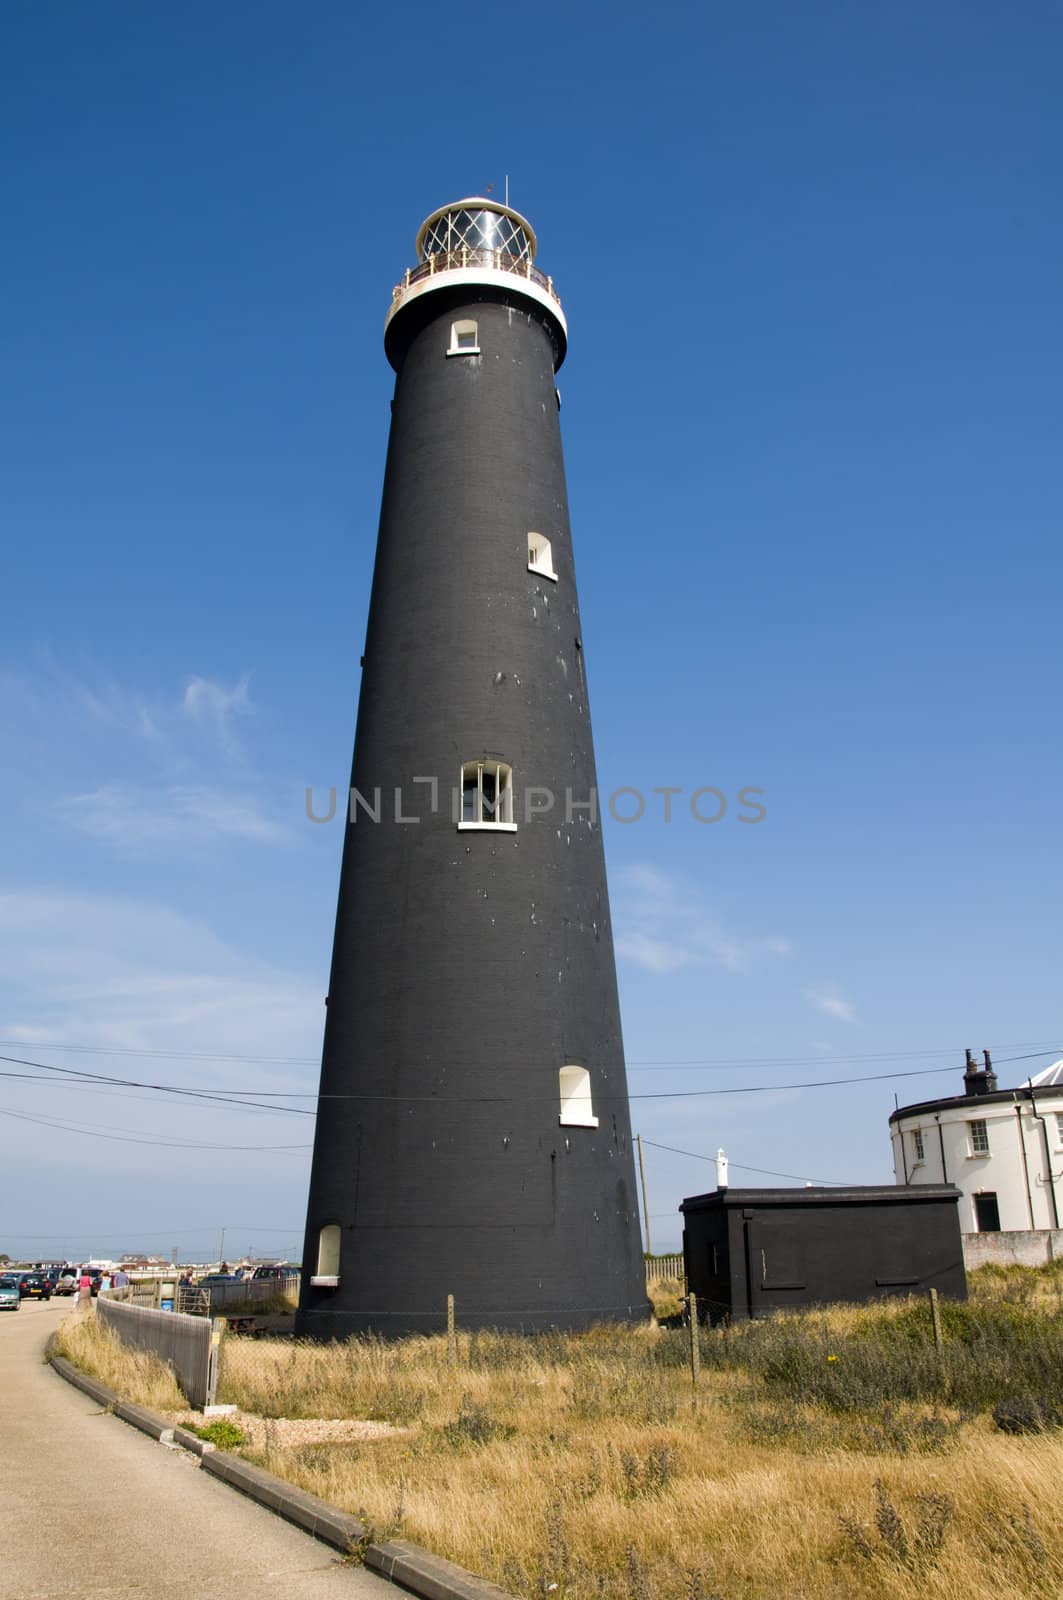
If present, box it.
[806,987,859,1024]
[0,658,293,857]
[182,674,252,755]
[614,864,791,975]
[0,888,321,1183]
[58,785,288,856]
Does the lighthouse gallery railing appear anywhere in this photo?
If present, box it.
[393,248,559,307]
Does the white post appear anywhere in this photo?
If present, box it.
[716,1148,729,1189]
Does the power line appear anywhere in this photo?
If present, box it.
[2,1048,1057,1111]
[3,1226,305,1241]
[0,1104,312,1153]
[1,1036,1058,1072]
[0,1054,314,1116]
[0,1038,319,1066]
[639,1137,841,1187]
[0,1054,959,1103]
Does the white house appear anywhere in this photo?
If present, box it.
[889,1052,1063,1244]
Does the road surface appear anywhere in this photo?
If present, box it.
[0,1296,397,1599]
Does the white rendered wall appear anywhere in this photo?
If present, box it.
[890,1095,1063,1234]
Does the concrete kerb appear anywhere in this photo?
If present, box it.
[49,1354,120,1411]
[367,1541,518,1600]
[172,1424,216,1456]
[48,1353,519,1600]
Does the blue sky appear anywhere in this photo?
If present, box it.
[1,1,1060,1262]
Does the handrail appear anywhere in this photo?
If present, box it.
[391,248,559,307]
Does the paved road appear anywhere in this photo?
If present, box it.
[0,1297,396,1600]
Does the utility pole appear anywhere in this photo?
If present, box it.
[218,1228,226,1267]
[636,1133,652,1257]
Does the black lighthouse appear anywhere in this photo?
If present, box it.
[297,198,649,1337]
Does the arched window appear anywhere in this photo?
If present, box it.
[448,319,479,356]
[311,1223,341,1286]
[527,532,557,581]
[559,1065,598,1128]
[459,760,515,829]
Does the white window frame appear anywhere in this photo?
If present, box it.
[559,1065,598,1128]
[969,1119,990,1156]
[1055,1111,1063,1146]
[527,532,558,581]
[911,1127,924,1163]
[447,319,480,357]
[458,760,516,831]
[310,1222,340,1288]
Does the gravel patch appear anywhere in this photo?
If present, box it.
[164,1409,406,1449]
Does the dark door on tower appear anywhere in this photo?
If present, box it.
[974,1192,1000,1232]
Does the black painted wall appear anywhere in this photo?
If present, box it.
[682,1187,967,1322]
[297,281,650,1337]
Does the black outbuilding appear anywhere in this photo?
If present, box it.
[681,1185,966,1322]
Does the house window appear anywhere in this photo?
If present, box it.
[911,1128,924,1163]
[559,1065,598,1128]
[974,1192,1000,1232]
[459,760,515,829]
[527,532,557,581]
[1056,1112,1063,1146]
[448,319,479,356]
[970,1119,990,1156]
[310,1223,340,1287]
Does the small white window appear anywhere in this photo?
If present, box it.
[559,1066,598,1127]
[970,1119,990,1156]
[911,1128,924,1163]
[310,1223,340,1287]
[448,319,479,356]
[458,760,516,830]
[1056,1112,1063,1146]
[527,532,557,581]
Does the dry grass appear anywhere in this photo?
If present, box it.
[55,1278,1063,1600]
[967,1259,1063,1311]
[214,1297,1063,1600]
[646,1275,685,1322]
[49,1308,186,1411]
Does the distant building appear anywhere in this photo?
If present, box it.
[889,1052,1063,1253]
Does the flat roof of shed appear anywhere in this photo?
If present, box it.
[681,1185,961,1214]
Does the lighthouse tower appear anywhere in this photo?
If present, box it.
[297,199,649,1337]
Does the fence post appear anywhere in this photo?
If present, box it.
[447,1294,457,1368]
[928,1287,943,1351]
[207,1317,226,1409]
[688,1291,700,1409]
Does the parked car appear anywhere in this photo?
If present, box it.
[250,1264,300,1284]
[197,1274,236,1288]
[0,1280,20,1311]
[16,1272,52,1300]
[53,1274,78,1296]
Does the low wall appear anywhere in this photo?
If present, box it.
[962,1229,1063,1270]
[96,1297,220,1409]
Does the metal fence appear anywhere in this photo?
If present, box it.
[107,1277,296,1317]
[96,1296,221,1409]
[198,1277,298,1314]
